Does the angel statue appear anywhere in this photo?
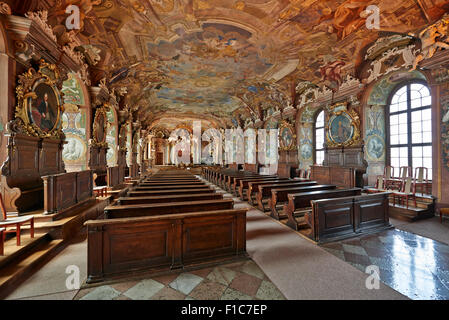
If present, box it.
[410,14,449,70]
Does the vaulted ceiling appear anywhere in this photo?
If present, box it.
[37,0,449,130]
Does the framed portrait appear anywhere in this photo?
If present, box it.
[92,106,108,147]
[279,120,296,151]
[15,60,64,139]
[28,81,61,133]
[326,102,362,148]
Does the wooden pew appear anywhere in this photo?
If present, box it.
[224,173,261,191]
[117,193,223,205]
[269,185,337,219]
[233,176,279,197]
[133,185,208,191]
[304,192,391,243]
[85,209,247,283]
[284,188,362,230]
[244,179,299,203]
[139,181,205,187]
[105,199,234,219]
[128,188,214,197]
[254,181,318,210]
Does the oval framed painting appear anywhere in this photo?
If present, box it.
[26,80,62,135]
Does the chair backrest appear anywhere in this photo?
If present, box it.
[0,193,8,221]
[376,176,384,190]
[399,166,412,179]
[306,170,311,179]
[384,166,393,179]
[402,177,414,194]
[414,167,428,183]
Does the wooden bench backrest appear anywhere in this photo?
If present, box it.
[117,193,223,205]
[105,199,234,219]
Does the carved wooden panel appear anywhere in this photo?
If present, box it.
[86,209,247,283]
[42,170,93,214]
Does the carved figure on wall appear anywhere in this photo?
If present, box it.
[410,14,449,70]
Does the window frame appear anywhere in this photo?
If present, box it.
[313,109,326,166]
[385,80,432,176]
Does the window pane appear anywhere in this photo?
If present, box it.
[390,135,399,145]
[423,157,432,168]
[399,113,408,124]
[422,96,432,106]
[422,131,432,143]
[390,125,399,135]
[412,110,421,122]
[390,104,398,113]
[411,98,422,109]
[391,147,400,158]
[391,158,399,168]
[400,157,408,167]
[412,146,422,157]
[422,108,431,121]
[411,90,421,100]
[419,86,430,97]
[399,134,408,144]
[413,157,423,167]
[412,133,422,144]
[411,122,421,133]
[398,101,408,111]
[390,115,399,125]
[423,146,432,157]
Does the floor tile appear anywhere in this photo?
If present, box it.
[239,261,265,280]
[169,273,203,295]
[207,267,236,286]
[255,281,286,300]
[229,272,262,297]
[189,280,227,300]
[123,279,165,300]
[220,288,253,300]
[150,287,186,300]
[80,285,121,300]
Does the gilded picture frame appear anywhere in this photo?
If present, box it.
[279,120,296,151]
[92,105,109,148]
[325,102,362,148]
[15,60,65,139]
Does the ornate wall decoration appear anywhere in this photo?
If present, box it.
[62,103,88,171]
[13,60,65,140]
[325,102,362,148]
[365,105,386,162]
[442,88,449,170]
[91,105,108,148]
[279,120,296,151]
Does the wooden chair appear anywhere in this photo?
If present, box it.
[398,166,412,179]
[365,175,386,194]
[392,177,416,209]
[0,193,34,247]
[440,208,449,223]
[414,167,430,195]
[0,228,4,256]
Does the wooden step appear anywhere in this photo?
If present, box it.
[0,235,65,299]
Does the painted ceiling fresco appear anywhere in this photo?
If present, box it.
[38,0,449,130]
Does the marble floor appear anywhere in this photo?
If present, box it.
[322,229,449,300]
[74,260,286,300]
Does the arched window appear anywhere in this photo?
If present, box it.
[315,110,325,165]
[388,82,432,177]
[106,108,118,166]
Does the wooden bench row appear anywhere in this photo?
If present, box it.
[85,170,247,283]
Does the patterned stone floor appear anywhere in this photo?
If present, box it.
[321,229,449,300]
[74,260,286,300]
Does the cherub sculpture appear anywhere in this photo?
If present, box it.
[410,14,449,70]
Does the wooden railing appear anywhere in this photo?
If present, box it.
[42,170,93,215]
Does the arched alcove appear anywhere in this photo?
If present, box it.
[61,73,90,172]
